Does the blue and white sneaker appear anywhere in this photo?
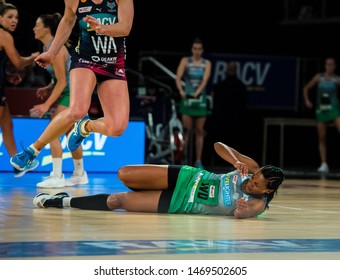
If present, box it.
[67,114,90,152]
[13,158,40,178]
[10,146,38,171]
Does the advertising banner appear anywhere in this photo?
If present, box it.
[0,118,145,173]
[208,53,300,110]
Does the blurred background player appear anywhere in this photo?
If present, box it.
[0,2,39,177]
[175,38,211,169]
[303,57,340,173]
[30,13,88,188]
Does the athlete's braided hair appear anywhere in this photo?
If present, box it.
[260,165,285,209]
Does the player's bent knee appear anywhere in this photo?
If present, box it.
[106,126,126,137]
[117,166,126,181]
[117,166,133,183]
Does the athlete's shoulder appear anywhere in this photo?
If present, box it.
[334,75,340,84]
[203,58,212,68]
[203,57,211,63]
[184,56,191,62]
[313,72,322,81]
[179,56,189,66]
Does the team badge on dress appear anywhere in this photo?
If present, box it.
[107,0,116,10]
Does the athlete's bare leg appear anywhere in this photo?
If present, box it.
[33,68,96,151]
[107,191,162,212]
[181,114,193,163]
[118,164,169,190]
[195,116,206,162]
[85,79,130,136]
[317,123,327,163]
[0,104,17,156]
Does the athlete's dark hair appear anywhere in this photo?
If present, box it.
[192,37,203,46]
[39,13,71,48]
[260,165,285,209]
[39,13,61,36]
[0,3,17,16]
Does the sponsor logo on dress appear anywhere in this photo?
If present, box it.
[79,6,92,13]
[91,56,117,64]
[209,185,215,198]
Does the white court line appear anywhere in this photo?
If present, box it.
[270,204,339,214]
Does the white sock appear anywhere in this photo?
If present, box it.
[63,197,71,207]
[73,159,84,176]
[80,120,90,135]
[52,158,63,177]
[29,144,40,156]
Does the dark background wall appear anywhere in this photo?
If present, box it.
[10,1,340,63]
[7,0,340,169]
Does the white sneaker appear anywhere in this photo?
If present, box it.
[317,162,329,173]
[64,171,88,187]
[36,172,66,188]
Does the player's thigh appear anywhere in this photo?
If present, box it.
[69,68,97,110]
[118,164,169,189]
[97,79,130,123]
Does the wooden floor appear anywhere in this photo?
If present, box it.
[1,170,340,260]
